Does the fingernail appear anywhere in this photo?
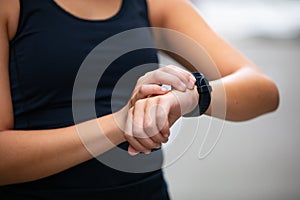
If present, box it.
[164,134,169,138]
[161,87,168,92]
[144,150,151,155]
[128,150,139,156]
[190,75,196,82]
[161,84,172,91]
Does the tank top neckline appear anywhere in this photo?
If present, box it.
[48,0,126,23]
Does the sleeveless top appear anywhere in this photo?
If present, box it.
[1,0,170,199]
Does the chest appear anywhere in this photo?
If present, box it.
[9,0,158,101]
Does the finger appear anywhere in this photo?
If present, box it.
[125,134,149,154]
[138,65,195,91]
[132,100,146,140]
[143,98,168,144]
[145,70,189,92]
[124,109,149,153]
[155,101,171,140]
[128,145,140,156]
[124,108,133,138]
[128,144,156,155]
[130,85,169,107]
[152,70,186,91]
[160,66,195,90]
[132,100,159,150]
[167,65,195,79]
[136,137,160,151]
[143,98,159,137]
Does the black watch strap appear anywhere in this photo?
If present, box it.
[184,72,212,117]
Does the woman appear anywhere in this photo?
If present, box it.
[0,0,279,199]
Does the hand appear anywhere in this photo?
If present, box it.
[129,65,196,106]
[124,86,199,156]
[115,65,196,155]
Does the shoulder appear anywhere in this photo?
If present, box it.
[147,0,194,27]
[0,0,20,41]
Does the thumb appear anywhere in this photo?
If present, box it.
[130,85,169,107]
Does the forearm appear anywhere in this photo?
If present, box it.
[207,67,279,121]
[0,113,126,186]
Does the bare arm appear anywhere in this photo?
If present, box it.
[0,2,185,186]
[148,0,279,121]
[0,118,126,186]
[0,1,196,183]
[0,16,125,183]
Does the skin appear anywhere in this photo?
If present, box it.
[0,0,279,185]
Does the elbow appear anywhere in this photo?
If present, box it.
[247,69,280,117]
[272,87,280,112]
[247,76,280,120]
[251,75,280,120]
[265,77,280,113]
[248,68,280,115]
[224,73,280,122]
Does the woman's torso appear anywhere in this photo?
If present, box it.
[1,0,169,199]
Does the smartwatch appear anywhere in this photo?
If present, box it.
[184,72,212,117]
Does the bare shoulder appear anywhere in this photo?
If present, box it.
[0,0,20,40]
[147,0,193,27]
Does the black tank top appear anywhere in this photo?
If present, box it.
[2,0,170,199]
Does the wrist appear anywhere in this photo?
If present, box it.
[108,109,128,144]
[183,72,212,117]
[169,87,199,116]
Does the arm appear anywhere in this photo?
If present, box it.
[94,0,281,156]
[148,0,279,121]
[0,117,125,186]
[0,4,121,185]
[0,16,125,183]
[0,3,194,185]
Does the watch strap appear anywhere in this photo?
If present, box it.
[183,72,212,117]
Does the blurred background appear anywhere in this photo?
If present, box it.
[162,0,300,199]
